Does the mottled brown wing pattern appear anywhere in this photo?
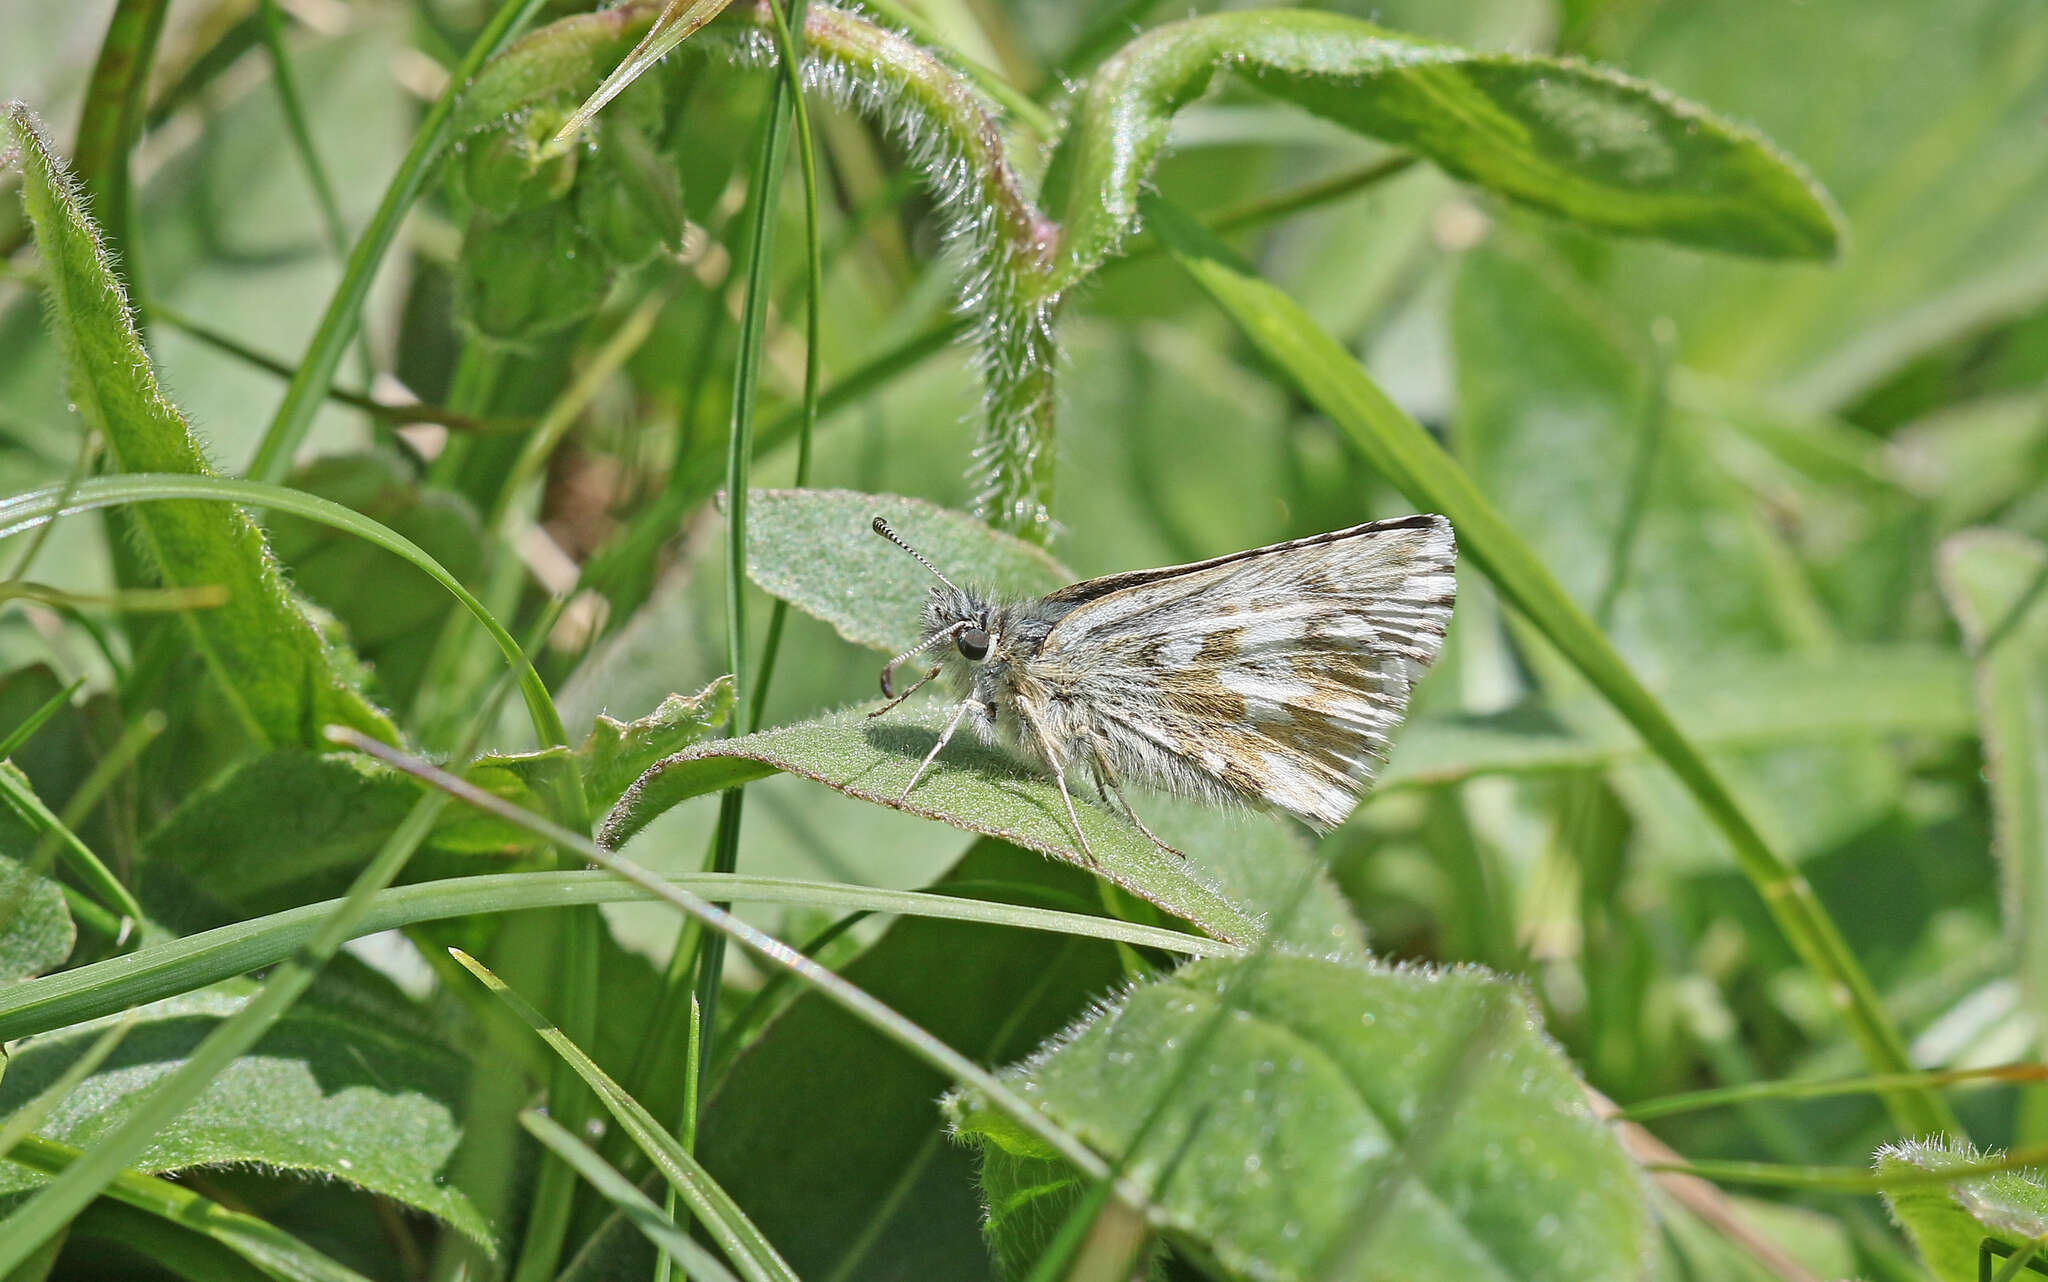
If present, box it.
[1030,515,1455,829]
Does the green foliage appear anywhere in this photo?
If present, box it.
[742,488,1069,653]
[0,985,490,1245]
[1940,531,2048,1034]
[950,954,1649,1282]
[0,853,72,983]
[0,105,396,750]
[0,0,2042,1279]
[1048,9,1840,279]
[1880,1137,2048,1282]
[603,705,1258,945]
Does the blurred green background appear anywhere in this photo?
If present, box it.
[3,0,2047,1279]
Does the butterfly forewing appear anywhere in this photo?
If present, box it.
[1029,515,1455,829]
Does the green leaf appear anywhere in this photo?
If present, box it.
[144,751,426,914]
[698,840,1130,1279]
[0,984,492,1248]
[1049,8,1839,283]
[1939,530,2048,1035]
[948,953,1649,1282]
[3,1152,380,1282]
[0,104,397,750]
[742,488,1071,655]
[1879,1136,2048,1282]
[143,682,732,910]
[0,853,71,983]
[458,677,735,835]
[1149,193,1949,1136]
[602,704,1257,946]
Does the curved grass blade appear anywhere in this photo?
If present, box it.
[3,103,398,749]
[1148,194,1950,1137]
[0,472,570,756]
[0,870,1228,1044]
[517,1110,740,1282]
[453,950,798,1282]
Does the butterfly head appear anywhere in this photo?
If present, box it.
[873,516,1001,695]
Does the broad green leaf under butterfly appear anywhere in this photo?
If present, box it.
[602,704,1258,946]
[948,953,1649,1282]
[0,984,491,1248]
[0,104,397,750]
[1939,530,2048,1039]
[740,488,1069,655]
[1878,1137,2048,1282]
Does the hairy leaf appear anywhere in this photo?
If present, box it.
[948,953,1648,1282]
[1879,1136,2048,1282]
[1939,530,2048,1035]
[603,705,1257,945]
[0,104,396,749]
[0,985,490,1246]
[1050,8,1840,283]
[741,488,1070,654]
[0,853,72,983]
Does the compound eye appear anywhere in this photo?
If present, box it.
[956,626,991,662]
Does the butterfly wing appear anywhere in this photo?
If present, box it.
[1029,515,1455,829]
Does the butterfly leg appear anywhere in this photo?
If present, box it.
[868,664,941,719]
[1017,702,1096,864]
[1100,772,1186,860]
[898,697,980,802]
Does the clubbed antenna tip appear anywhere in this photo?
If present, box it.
[871,515,963,595]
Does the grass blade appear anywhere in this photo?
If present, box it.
[453,950,799,1282]
[334,729,1128,1192]
[0,472,569,754]
[517,1111,740,1282]
[0,870,1230,1044]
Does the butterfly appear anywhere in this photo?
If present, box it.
[867,513,1456,857]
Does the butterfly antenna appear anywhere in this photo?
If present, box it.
[877,621,966,697]
[872,516,964,595]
